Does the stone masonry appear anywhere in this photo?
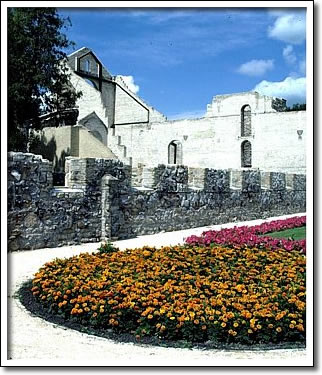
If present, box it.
[62,48,307,175]
[8,152,306,251]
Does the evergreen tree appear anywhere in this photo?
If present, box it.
[8,8,82,151]
[285,103,306,112]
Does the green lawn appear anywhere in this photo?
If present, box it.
[263,226,306,240]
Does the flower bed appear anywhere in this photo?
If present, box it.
[185,216,306,253]
[30,244,306,345]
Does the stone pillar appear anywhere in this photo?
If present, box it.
[270,172,286,191]
[294,174,306,191]
[204,169,230,192]
[101,174,120,241]
[7,152,53,250]
[156,165,189,192]
[242,170,261,192]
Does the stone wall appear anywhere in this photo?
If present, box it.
[7,153,130,251]
[65,49,306,175]
[7,153,306,251]
[31,125,117,178]
[113,165,306,239]
[112,109,306,174]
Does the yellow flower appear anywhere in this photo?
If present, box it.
[296,324,304,331]
[221,322,226,328]
[276,327,282,333]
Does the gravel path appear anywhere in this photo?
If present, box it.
[6,213,310,366]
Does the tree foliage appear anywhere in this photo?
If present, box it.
[8,8,82,151]
[285,103,306,112]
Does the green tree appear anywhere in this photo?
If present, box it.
[285,103,306,112]
[8,8,82,151]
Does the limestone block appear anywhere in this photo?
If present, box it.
[230,170,242,189]
[188,167,206,190]
[260,172,271,190]
[142,167,156,188]
[286,174,295,189]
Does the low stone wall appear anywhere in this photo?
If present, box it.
[7,153,131,250]
[7,153,306,251]
[113,165,306,239]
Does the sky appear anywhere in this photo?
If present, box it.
[58,6,307,120]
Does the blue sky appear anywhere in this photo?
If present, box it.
[58,7,306,120]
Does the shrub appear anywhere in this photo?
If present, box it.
[31,244,306,345]
[98,241,119,254]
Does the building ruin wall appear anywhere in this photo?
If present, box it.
[8,152,306,251]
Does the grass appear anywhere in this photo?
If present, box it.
[264,226,306,241]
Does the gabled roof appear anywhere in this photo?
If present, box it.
[67,47,112,79]
[78,111,108,129]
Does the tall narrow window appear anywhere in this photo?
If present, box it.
[85,59,91,73]
[241,105,251,136]
[241,140,252,167]
[168,140,182,164]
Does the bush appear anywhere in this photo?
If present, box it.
[31,244,306,345]
[98,241,119,254]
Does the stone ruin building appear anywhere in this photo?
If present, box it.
[33,47,306,185]
[7,47,307,251]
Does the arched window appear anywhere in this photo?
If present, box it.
[241,140,252,167]
[241,105,251,136]
[85,59,91,73]
[168,140,182,164]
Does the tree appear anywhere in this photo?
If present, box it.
[285,103,306,112]
[8,8,82,151]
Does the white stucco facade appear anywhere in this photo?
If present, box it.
[66,48,306,174]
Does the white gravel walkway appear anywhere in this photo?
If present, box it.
[5,213,311,366]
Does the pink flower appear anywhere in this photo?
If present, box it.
[185,216,306,254]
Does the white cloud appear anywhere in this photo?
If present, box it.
[253,76,306,105]
[119,75,139,94]
[237,59,274,76]
[268,12,306,44]
[283,45,297,65]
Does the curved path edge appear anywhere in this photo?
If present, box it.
[6,213,310,366]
